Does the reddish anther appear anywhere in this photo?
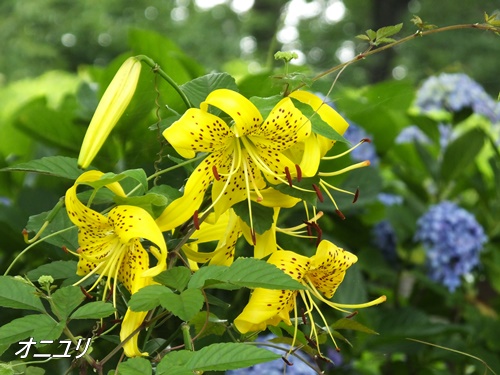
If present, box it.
[346,311,358,319]
[305,335,318,348]
[80,286,94,299]
[335,209,346,220]
[352,188,360,203]
[295,164,302,182]
[301,308,308,325]
[212,165,220,181]
[61,245,69,254]
[312,184,324,203]
[251,229,256,245]
[193,210,200,230]
[310,221,323,247]
[282,357,293,366]
[284,166,293,187]
[361,138,371,143]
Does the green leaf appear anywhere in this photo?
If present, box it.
[82,169,148,194]
[69,301,115,320]
[331,318,379,335]
[25,210,79,250]
[180,73,238,108]
[50,286,85,320]
[160,289,204,322]
[221,257,306,290]
[32,319,65,343]
[250,95,282,120]
[0,314,47,347]
[128,285,172,312]
[113,192,170,218]
[117,357,152,375]
[356,34,371,41]
[27,261,79,282]
[0,156,82,179]
[273,176,319,205]
[439,127,485,183]
[158,343,280,374]
[290,98,349,144]
[232,200,274,235]
[0,276,45,312]
[188,265,228,290]
[154,267,191,291]
[375,23,403,40]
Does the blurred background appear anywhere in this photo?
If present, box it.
[1,0,500,374]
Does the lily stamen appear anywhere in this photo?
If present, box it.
[319,160,371,177]
[321,138,372,160]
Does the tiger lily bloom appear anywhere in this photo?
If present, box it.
[78,57,142,168]
[65,170,167,357]
[156,89,312,233]
[234,240,386,352]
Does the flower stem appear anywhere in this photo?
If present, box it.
[135,54,193,109]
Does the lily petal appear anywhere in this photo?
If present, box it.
[201,89,263,137]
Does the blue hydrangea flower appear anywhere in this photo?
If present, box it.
[343,122,379,165]
[395,125,430,145]
[414,201,487,292]
[377,193,403,206]
[226,334,317,375]
[415,73,500,123]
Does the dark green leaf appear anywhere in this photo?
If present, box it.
[80,169,147,194]
[0,314,47,347]
[25,209,79,249]
[32,319,65,343]
[291,98,349,144]
[158,343,280,373]
[0,156,82,179]
[51,286,85,320]
[160,289,204,322]
[250,95,283,120]
[154,267,191,291]
[187,265,228,290]
[117,357,152,375]
[128,285,172,312]
[331,318,379,335]
[221,257,306,290]
[439,127,485,183]
[273,177,319,205]
[69,301,115,320]
[27,261,78,282]
[0,276,45,312]
[232,200,274,235]
[180,73,238,108]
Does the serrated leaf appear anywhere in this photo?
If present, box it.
[187,265,228,290]
[220,257,306,290]
[158,343,280,373]
[26,261,78,282]
[439,127,485,183]
[180,73,238,108]
[375,37,397,45]
[366,29,377,40]
[117,357,153,375]
[331,318,379,335]
[232,200,274,235]
[376,23,403,40]
[128,285,172,312]
[0,276,45,312]
[160,288,204,321]
[50,286,85,320]
[0,314,47,347]
[32,319,65,343]
[0,156,82,179]
[154,267,191,291]
[69,301,115,320]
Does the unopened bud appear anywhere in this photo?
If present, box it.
[78,57,142,168]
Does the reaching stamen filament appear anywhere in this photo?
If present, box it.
[321,139,371,160]
[320,179,356,197]
[277,211,324,232]
[319,160,370,177]
[242,157,256,243]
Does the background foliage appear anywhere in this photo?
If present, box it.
[1,0,499,374]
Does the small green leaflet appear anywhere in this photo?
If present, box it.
[69,301,115,320]
[117,357,153,375]
[232,200,274,235]
[0,156,82,180]
[180,72,239,108]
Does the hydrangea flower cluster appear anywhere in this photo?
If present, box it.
[226,335,317,375]
[415,73,500,123]
[395,125,430,145]
[344,122,379,165]
[414,201,487,291]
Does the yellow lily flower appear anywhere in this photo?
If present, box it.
[234,240,386,352]
[78,57,142,168]
[65,171,167,357]
[157,89,311,232]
